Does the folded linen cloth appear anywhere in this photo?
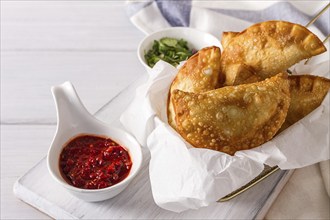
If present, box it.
[126,0,330,218]
[126,0,329,36]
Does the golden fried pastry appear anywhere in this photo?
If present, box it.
[168,46,221,129]
[172,73,290,155]
[221,20,326,85]
[224,63,262,86]
[221,32,263,86]
[221,31,238,49]
[279,74,330,131]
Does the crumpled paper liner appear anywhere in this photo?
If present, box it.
[120,60,329,212]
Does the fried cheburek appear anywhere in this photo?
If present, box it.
[221,31,238,49]
[279,75,330,131]
[221,32,263,86]
[172,73,290,155]
[220,21,326,85]
[168,46,221,129]
[223,63,262,86]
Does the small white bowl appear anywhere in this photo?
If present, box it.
[47,82,143,202]
[137,27,221,71]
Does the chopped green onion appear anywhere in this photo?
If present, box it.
[144,37,195,68]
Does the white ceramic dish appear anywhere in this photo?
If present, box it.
[137,27,221,71]
[47,81,143,202]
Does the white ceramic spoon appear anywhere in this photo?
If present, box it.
[47,81,143,202]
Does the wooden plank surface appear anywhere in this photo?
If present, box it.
[1,125,56,219]
[14,159,292,219]
[1,1,144,51]
[1,51,144,123]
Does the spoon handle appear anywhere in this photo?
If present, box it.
[51,81,94,130]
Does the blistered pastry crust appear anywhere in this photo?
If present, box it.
[172,73,290,155]
[279,74,330,131]
[221,20,326,85]
[168,46,222,129]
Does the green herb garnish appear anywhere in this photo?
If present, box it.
[144,37,194,68]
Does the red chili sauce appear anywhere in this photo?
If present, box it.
[59,135,132,189]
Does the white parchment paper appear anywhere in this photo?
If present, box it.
[120,60,329,212]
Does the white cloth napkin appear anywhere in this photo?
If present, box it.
[126,0,330,218]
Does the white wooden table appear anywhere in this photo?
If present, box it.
[1,1,329,219]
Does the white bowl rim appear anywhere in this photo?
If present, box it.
[47,127,143,194]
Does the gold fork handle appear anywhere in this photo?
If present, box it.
[305,3,330,28]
